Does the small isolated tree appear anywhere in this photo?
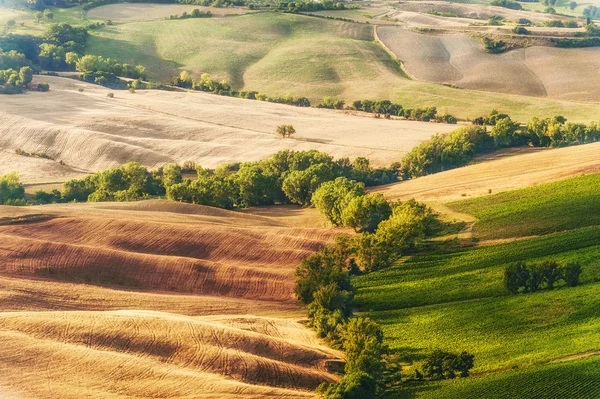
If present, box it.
[34,11,43,23]
[569,1,577,10]
[276,124,296,138]
[563,262,582,287]
[43,9,53,20]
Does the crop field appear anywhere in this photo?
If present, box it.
[377,27,600,102]
[82,11,600,120]
[0,200,342,398]
[400,355,600,399]
[0,75,457,183]
[87,3,249,21]
[449,172,600,239]
[357,154,600,397]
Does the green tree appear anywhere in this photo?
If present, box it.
[0,172,25,204]
[282,163,335,206]
[312,177,365,226]
[569,1,577,9]
[341,194,391,233]
[162,163,183,188]
[563,262,582,287]
[34,11,43,23]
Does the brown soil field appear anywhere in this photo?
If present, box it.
[372,142,600,203]
[0,201,343,398]
[377,27,600,101]
[87,3,249,21]
[0,75,456,184]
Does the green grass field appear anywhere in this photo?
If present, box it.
[355,170,600,397]
[449,172,600,240]
[399,355,600,399]
[82,11,600,121]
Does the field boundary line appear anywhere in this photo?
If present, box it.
[373,26,418,81]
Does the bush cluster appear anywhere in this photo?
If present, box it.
[74,54,146,86]
[349,99,457,123]
[504,261,582,294]
[490,0,522,9]
[169,9,212,19]
[0,172,26,205]
[0,66,33,94]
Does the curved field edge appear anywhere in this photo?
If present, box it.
[83,12,600,122]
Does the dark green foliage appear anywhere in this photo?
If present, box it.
[169,8,212,19]
[490,0,522,9]
[33,189,62,204]
[504,260,582,294]
[399,126,491,179]
[513,26,529,34]
[422,349,475,379]
[340,193,392,233]
[483,37,507,53]
[554,37,600,48]
[563,262,582,287]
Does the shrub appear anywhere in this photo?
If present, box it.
[422,350,475,379]
[513,26,529,34]
[563,262,582,287]
[107,92,114,98]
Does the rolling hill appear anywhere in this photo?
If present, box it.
[0,200,343,398]
[0,75,457,184]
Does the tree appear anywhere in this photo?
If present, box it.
[563,262,582,287]
[34,11,43,23]
[504,262,522,294]
[44,9,54,20]
[341,194,392,233]
[282,163,335,206]
[65,52,79,68]
[422,349,475,380]
[540,260,561,289]
[162,163,183,188]
[18,66,33,85]
[0,172,25,204]
[569,1,577,9]
[312,177,365,226]
[276,124,296,138]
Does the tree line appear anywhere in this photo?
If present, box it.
[400,111,600,179]
[22,151,398,207]
[297,189,474,397]
[504,261,582,294]
[169,9,213,19]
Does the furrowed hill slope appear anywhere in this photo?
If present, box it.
[0,75,456,183]
[377,27,600,101]
[0,201,343,398]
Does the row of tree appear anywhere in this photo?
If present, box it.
[28,151,398,207]
[504,261,582,294]
[168,9,213,19]
[399,112,600,180]
[71,54,147,86]
[172,71,312,105]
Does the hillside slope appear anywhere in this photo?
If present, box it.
[0,75,456,183]
[0,201,343,398]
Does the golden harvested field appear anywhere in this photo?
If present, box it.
[377,27,600,101]
[0,200,343,398]
[373,142,600,203]
[87,3,249,21]
[0,75,456,184]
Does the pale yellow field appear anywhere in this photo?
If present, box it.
[87,3,249,21]
[377,27,600,101]
[0,200,343,398]
[0,75,457,184]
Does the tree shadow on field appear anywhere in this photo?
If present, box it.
[87,34,183,81]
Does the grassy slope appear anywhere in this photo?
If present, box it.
[84,11,600,121]
[449,172,600,240]
[357,171,600,397]
[399,356,600,399]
